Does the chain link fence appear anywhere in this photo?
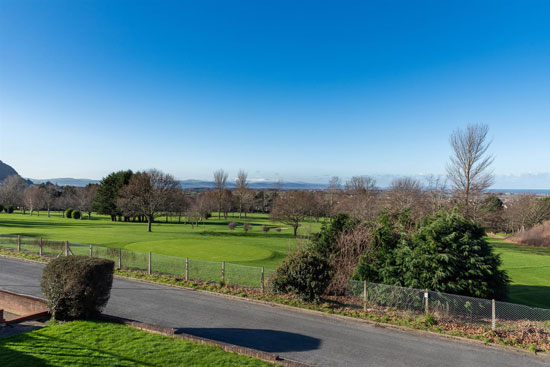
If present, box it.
[0,234,272,290]
[347,280,550,330]
[1,234,548,330]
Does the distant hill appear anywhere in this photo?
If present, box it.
[0,160,19,182]
[30,178,100,187]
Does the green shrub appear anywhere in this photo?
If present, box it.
[4,205,14,213]
[41,256,114,320]
[72,210,82,219]
[64,208,74,218]
[0,204,3,212]
[269,249,332,303]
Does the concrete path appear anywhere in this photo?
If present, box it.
[0,256,548,367]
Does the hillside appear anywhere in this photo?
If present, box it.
[0,160,19,182]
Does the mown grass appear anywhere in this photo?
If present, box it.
[0,321,272,367]
[0,211,323,269]
[488,237,550,308]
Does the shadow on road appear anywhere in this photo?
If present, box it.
[175,327,321,353]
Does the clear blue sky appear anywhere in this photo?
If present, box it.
[1,0,549,185]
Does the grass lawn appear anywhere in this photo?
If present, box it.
[0,321,272,367]
[0,211,323,269]
[488,237,550,309]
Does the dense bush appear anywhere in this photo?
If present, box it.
[72,210,82,219]
[261,224,270,232]
[4,205,14,213]
[243,223,252,232]
[310,213,358,259]
[41,256,115,320]
[64,208,74,218]
[0,204,3,212]
[228,222,237,230]
[270,249,332,303]
[355,210,509,300]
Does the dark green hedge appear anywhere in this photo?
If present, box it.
[41,256,114,320]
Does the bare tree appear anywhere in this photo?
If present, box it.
[40,184,58,217]
[213,169,228,219]
[118,169,178,232]
[327,176,342,216]
[386,177,427,220]
[0,175,26,211]
[447,124,494,215]
[424,175,448,214]
[335,176,380,220]
[235,170,249,219]
[271,190,316,237]
[75,184,98,219]
[345,176,376,194]
[505,195,550,232]
[23,186,44,216]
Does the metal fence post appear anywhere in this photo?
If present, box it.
[221,261,225,283]
[17,235,21,252]
[424,289,429,315]
[261,267,265,293]
[492,299,496,330]
[148,252,152,275]
[118,248,122,269]
[89,244,93,257]
[363,280,367,312]
[39,237,43,256]
[64,241,68,256]
[185,257,189,281]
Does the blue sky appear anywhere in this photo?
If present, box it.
[1,1,549,186]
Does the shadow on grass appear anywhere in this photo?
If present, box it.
[175,328,321,353]
[508,284,550,309]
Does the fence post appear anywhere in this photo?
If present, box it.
[148,252,152,275]
[424,289,429,315]
[64,241,68,256]
[118,248,122,270]
[89,244,93,257]
[261,267,265,293]
[17,235,21,252]
[185,257,189,281]
[363,280,367,312]
[221,261,225,283]
[492,299,496,330]
[39,237,43,257]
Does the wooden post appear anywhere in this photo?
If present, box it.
[39,237,43,257]
[363,280,367,312]
[118,248,122,269]
[491,299,496,330]
[261,267,265,293]
[89,244,93,257]
[64,241,68,256]
[221,261,225,283]
[148,252,152,275]
[17,235,21,252]
[424,289,429,315]
[185,257,189,281]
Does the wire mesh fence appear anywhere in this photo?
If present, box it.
[1,234,549,329]
[347,280,550,330]
[0,234,268,290]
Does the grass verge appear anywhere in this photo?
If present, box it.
[0,320,273,366]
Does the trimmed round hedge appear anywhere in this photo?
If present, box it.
[64,208,74,218]
[41,256,114,320]
[72,210,81,219]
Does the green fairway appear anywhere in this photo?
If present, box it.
[488,237,550,309]
[0,321,272,367]
[0,211,321,269]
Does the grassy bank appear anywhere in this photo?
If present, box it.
[488,237,550,308]
[0,321,272,367]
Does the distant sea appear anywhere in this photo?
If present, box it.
[487,189,550,195]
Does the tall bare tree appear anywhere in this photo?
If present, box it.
[446,124,494,215]
[213,169,228,219]
[0,175,26,210]
[271,190,316,237]
[118,169,178,232]
[235,170,249,219]
[23,186,44,216]
[386,177,426,220]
